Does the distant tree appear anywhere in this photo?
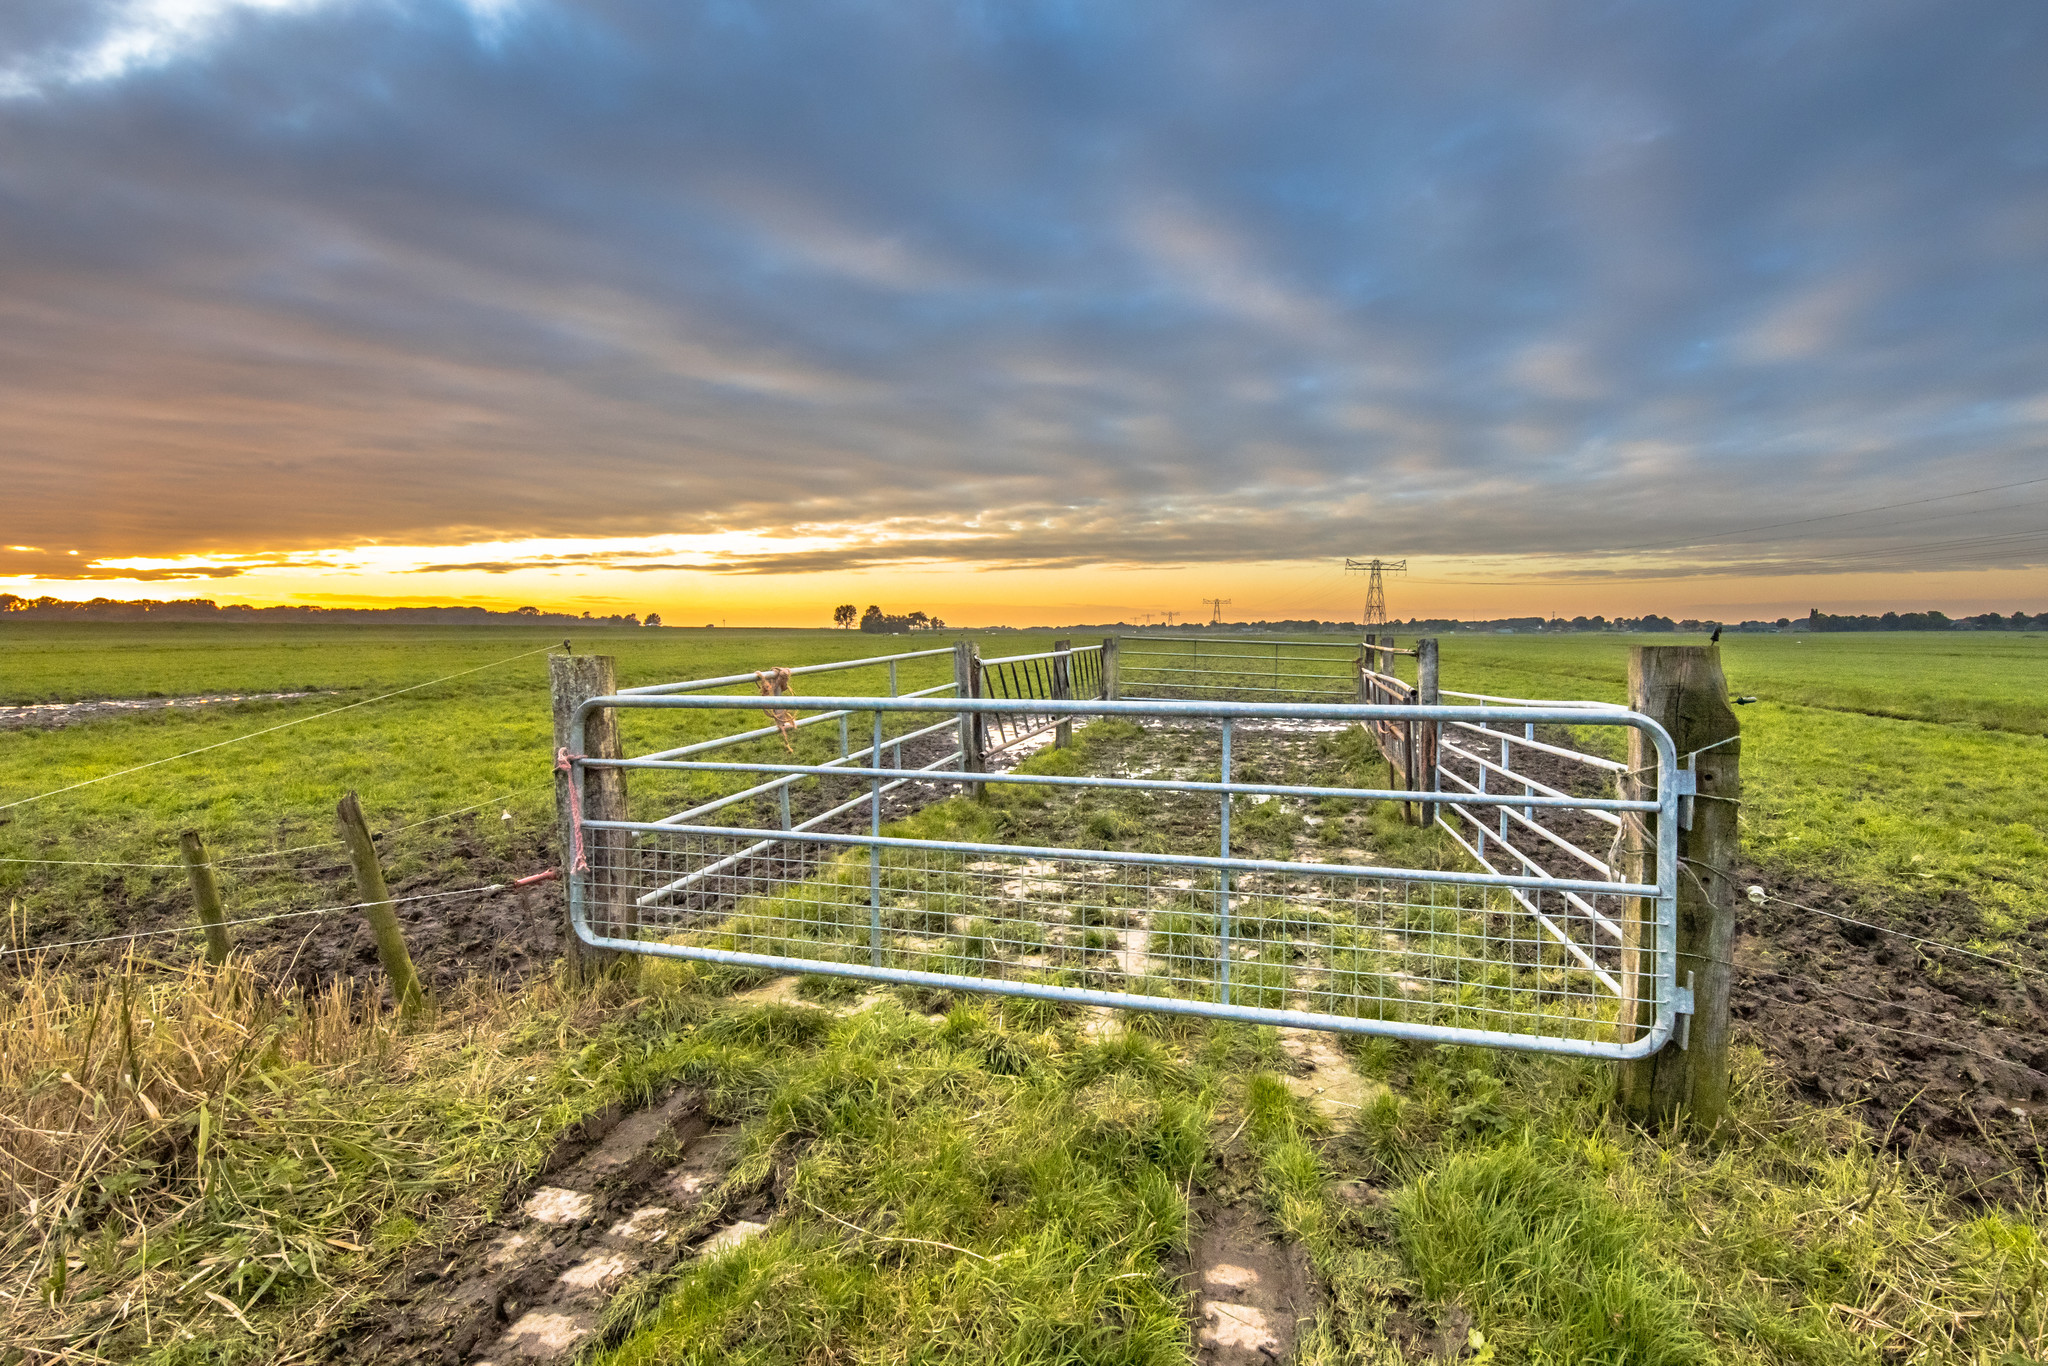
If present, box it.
[860,605,886,632]
[833,603,857,629]
[645,613,662,628]
[515,605,540,616]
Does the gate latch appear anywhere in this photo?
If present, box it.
[1669,766,1697,830]
[1672,971,1696,1050]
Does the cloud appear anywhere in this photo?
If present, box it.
[1,0,2045,585]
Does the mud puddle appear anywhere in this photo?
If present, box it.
[341,1089,767,1364]
[0,690,335,731]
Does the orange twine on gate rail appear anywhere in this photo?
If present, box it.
[755,668,797,752]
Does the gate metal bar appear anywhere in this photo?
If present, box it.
[563,691,1682,1059]
[976,643,1103,754]
[1116,635,1361,702]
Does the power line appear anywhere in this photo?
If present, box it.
[0,644,559,814]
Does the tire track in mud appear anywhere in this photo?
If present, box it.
[342,1090,767,1365]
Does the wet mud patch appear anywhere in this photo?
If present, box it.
[338,1088,766,1365]
[1171,1201,1319,1365]
[1512,731,2048,1205]
[0,690,337,731]
[1733,870,2048,1204]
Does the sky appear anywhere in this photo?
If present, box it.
[1,0,2045,627]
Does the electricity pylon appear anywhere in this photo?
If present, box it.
[1162,609,1180,627]
[1203,597,1232,626]
[1344,558,1407,628]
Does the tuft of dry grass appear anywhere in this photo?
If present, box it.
[0,935,689,1363]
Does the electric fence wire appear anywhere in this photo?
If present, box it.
[0,643,561,815]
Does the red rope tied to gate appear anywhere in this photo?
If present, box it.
[555,747,589,872]
[755,668,797,752]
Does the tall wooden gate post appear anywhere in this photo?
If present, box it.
[1618,645,1740,1134]
[1052,639,1073,748]
[551,654,635,981]
[953,640,986,798]
[1416,638,1440,827]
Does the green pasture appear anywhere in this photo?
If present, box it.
[0,625,1059,945]
[6,622,2048,1364]
[3,623,2046,952]
[1432,631,2048,939]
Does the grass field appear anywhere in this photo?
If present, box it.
[3,622,2046,1364]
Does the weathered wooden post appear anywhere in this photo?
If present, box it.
[1098,636,1120,700]
[550,654,636,981]
[334,793,428,1016]
[952,640,986,798]
[177,831,231,965]
[1416,637,1440,828]
[1052,639,1073,749]
[1617,645,1740,1135]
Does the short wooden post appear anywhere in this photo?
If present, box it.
[1416,638,1440,828]
[1617,645,1740,1135]
[178,831,231,965]
[1098,636,1120,700]
[334,792,428,1016]
[550,654,636,981]
[953,640,986,798]
[1052,639,1073,749]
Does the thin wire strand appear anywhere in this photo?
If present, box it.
[0,644,559,814]
[1,883,513,958]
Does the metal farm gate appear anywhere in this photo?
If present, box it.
[558,639,1687,1059]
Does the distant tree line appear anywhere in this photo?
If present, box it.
[0,595,659,626]
[853,604,946,633]
[1806,608,2046,632]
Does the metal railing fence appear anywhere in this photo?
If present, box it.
[563,691,1683,1059]
[1116,635,1362,703]
[976,643,1103,755]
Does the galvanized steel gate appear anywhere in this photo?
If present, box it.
[562,640,1685,1059]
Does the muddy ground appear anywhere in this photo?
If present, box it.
[0,691,335,731]
[1512,730,2048,1205]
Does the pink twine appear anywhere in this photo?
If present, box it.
[555,747,589,873]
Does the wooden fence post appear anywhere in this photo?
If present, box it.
[177,831,231,965]
[1099,636,1120,700]
[1416,638,1440,828]
[550,654,636,981]
[334,792,429,1016]
[1052,639,1073,749]
[953,640,986,798]
[1617,645,1740,1135]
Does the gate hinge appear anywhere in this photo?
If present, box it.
[1672,971,1696,1050]
[1669,766,1696,829]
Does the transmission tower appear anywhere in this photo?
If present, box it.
[1136,611,1155,626]
[1203,597,1232,626]
[1161,609,1181,627]
[1343,558,1407,628]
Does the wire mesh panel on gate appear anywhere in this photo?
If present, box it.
[566,686,1680,1060]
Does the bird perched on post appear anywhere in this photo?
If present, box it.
[1710,625,1722,644]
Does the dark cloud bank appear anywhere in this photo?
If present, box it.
[2,0,2045,579]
